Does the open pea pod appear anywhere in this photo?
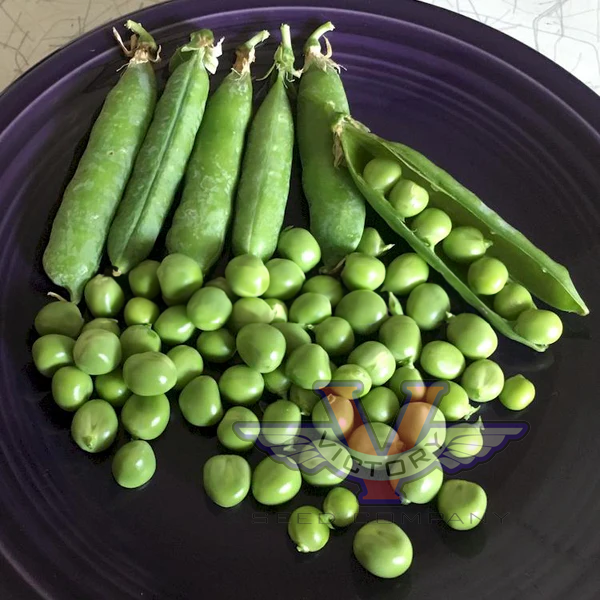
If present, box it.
[334,115,589,351]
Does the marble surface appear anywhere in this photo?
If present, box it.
[0,0,599,92]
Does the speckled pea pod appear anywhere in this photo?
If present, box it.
[297,22,365,270]
[231,25,298,262]
[108,30,222,274]
[42,21,158,303]
[166,30,270,273]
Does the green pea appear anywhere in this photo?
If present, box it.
[394,453,443,505]
[437,479,487,531]
[228,297,273,333]
[196,329,236,363]
[514,308,563,345]
[411,207,452,247]
[420,341,465,380]
[167,345,204,391]
[300,439,352,486]
[219,365,264,406]
[121,393,170,440]
[382,253,429,295]
[341,253,386,291]
[81,318,120,337]
[112,440,156,489]
[203,454,251,508]
[225,254,270,297]
[272,322,311,356]
[348,341,396,386]
[388,179,429,218]
[356,227,394,257]
[205,277,237,302]
[353,520,413,578]
[277,227,321,272]
[499,374,536,411]
[288,505,330,553]
[427,381,477,421]
[236,323,286,373]
[387,292,403,316]
[217,406,259,452]
[335,290,388,336]
[442,226,491,263]
[263,258,306,300]
[493,282,534,321]
[406,283,450,331]
[157,253,203,305]
[461,359,504,402]
[330,364,372,398]
[360,387,399,424]
[446,313,498,359]
[378,315,421,365]
[286,344,331,390]
[262,399,302,445]
[444,419,484,458]
[362,157,402,193]
[120,325,161,360]
[71,399,118,453]
[251,455,302,505]
[289,385,320,416]
[322,487,359,527]
[289,293,331,326]
[387,365,425,402]
[263,366,292,396]
[73,329,121,376]
[178,375,222,426]
[84,275,125,318]
[34,299,84,338]
[467,257,509,295]
[186,287,233,331]
[32,334,75,377]
[128,259,160,299]
[302,275,344,308]
[51,366,93,411]
[123,298,160,327]
[122,352,177,396]
[265,299,288,323]
[312,316,355,356]
[95,368,131,408]
[153,306,195,345]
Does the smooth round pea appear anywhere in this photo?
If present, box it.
[356,227,393,257]
[289,385,321,416]
[378,315,422,365]
[353,520,413,579]
[153,306,195,345]
[288,506,330,553]
[426,381,477,421]
[112,440,156,489]
[217,406,260,451]
[335,290,388,336]
[71,399,118,453]
[263,367,291,396]
[121,393,170,440]
[387,365,425,402]
[394,455,444,505]
[388,179,429,218]
[468,257,509,295]
[35,300,83,339]
[51,366,93,411]
[236,324,286,373]
[361,387,399,424]
[167,346,204,391]
[302,275,344,308]
[493,282,534,321]
[178,375,222,427]
[420,341,465,380]
[383,253,429,295]
[128,259,160,299]
[277,227,321,272]
[444,420,484,458]
[219,365,264,406]
[411,207,452,246]
[123,298,160,327]
[447,313,498,359]
[499,374,536,411]
[461,359,505,402]
[32,334,75,377]
[348,342,396,386]
[514,308,563,345]
[262,399,302,445]
[228,297,273,333]
[300,440,352,486]
[341,253,386,291]
[442,226,491,263]
[312,316,355,357]
[437,479,487,531]
[265,299,288,323]
[286,344,331,390]
[263,258,306,300]
[289,293,331,326]
[81,318,120,337]
[120,325,161,360]
[362,157,402,193]
[196,329,236,363]
[406,283,450,331]
[205,276,237,301]
[387,291,403,316]
[95,368,131,408]
[225,254,269,298]
[157,253,203,305]
[84,275,125,318]
[203,454,251,508]
[73,329,121,375]
[272,322,311,356]
[251,456,302,505]
[122,352,177,396]
[329,364,372,398]
[186,287,233,331]
[323,487,359,528]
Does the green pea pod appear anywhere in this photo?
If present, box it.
[297,22,365,270]
[166,30,270,273]
[334,116,590,351]
[108,30,222,274]
[231,25,297,262]
[43,21,158,302]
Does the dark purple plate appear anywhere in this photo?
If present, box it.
[2,1,600,598]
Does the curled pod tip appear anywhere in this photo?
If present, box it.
[233,30,270,75]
